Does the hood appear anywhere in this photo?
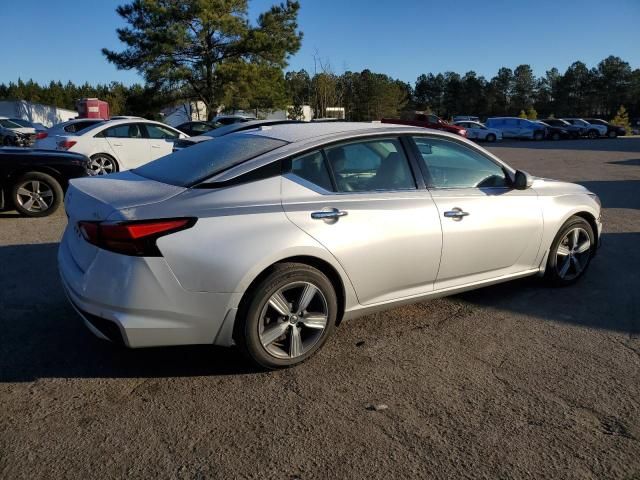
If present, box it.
[66,171,186,221]
[531,177,590,196]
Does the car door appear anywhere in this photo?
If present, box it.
[281,137,443,306]
[102,123,151,170]
[145,123,181,161]
[410,135,543,290]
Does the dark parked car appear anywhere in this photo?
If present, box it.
[0,148,90,217]
[172,119,306,152]
[381,114,467,137]
[175,121,216,137]
[584,118,626,138]
[540,118,583,138]
[535,121,572,140]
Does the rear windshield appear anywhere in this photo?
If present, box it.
[133,133,287,187]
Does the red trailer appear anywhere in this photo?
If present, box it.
[77,98,109,119]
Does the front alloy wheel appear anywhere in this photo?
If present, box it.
[236,263,338,369]
[546,216,595,285]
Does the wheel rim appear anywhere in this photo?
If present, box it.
[589,131,597,139]
[556,227,591,281]
[89,156,116,175]
[609,131,616,138]
[16,180,54,213]
[258,281,329,360]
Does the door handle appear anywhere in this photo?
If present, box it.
[112,143,123,147]
[311,209,348,220]
[151,145,161,149]
[443,207,469,221]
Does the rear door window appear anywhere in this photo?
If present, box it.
[324,138,416,192]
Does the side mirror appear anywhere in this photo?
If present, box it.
[513,170,534,190]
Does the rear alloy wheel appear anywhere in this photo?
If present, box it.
[551,132,560,140]
[12,172,63,217]
[545,216,595,286]
[236,263,338,369]
[89,154,118,175]
[486,133,496,143]
[608,130,618,138]
[534,131,544,141]
[587,129,598,139]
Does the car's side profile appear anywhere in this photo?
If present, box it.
[562,118,607,138]
[55,119,188,175]
[485,117,547,140]
[58,123,601,369]
[584,118,626,138]
[453,121,502,142]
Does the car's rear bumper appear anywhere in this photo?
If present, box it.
[58,230,242,348]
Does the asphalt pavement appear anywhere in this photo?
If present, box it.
[1,138,639,479]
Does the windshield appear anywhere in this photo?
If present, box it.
[134,133,287,187]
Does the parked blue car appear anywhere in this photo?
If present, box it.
[485,117,547,140]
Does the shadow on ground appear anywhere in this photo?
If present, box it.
[577,180,640,210]
[0,243,259,382]
[1,229,638,382]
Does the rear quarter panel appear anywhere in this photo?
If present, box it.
[130,177,359,308]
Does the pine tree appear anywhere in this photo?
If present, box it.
[610,105,631,135]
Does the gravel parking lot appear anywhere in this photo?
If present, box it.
[1,139,639,479]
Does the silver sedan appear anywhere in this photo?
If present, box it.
[59,123,602,368]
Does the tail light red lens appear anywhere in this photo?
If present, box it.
[36,132,48,139]
[78,218,196,256]
[57,140,77,150]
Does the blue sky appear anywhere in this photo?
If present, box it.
[2,0,639,86]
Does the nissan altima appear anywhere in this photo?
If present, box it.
[58,123,602,369]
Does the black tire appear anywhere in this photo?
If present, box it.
[587,129,598,139]
[551,132,560,141]
[11,171,63,217]
[533,131,544,141]
[486,133,496,143]
[608,130,617,138]
[89,153,119,175]
[235,263,338,369]
[544,216,595,286]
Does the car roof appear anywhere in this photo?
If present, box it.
[77,118,176,133]
[238,121,436,143]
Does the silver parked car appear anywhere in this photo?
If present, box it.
[59,123,602,369]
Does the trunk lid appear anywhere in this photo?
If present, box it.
[63,171,186,271]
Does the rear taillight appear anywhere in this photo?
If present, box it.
[458,129,467,137]
[58,140,77,150]
[36,132,48,140]
[78,218,196,256]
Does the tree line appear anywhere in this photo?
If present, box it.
[286,55,640,123]
[0,55,637,125]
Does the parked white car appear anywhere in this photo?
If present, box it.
[0,117,36,146]
[562,118,607,139]
[454,121,502,142]
[56,120,187,174]
[34,118,106,150]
